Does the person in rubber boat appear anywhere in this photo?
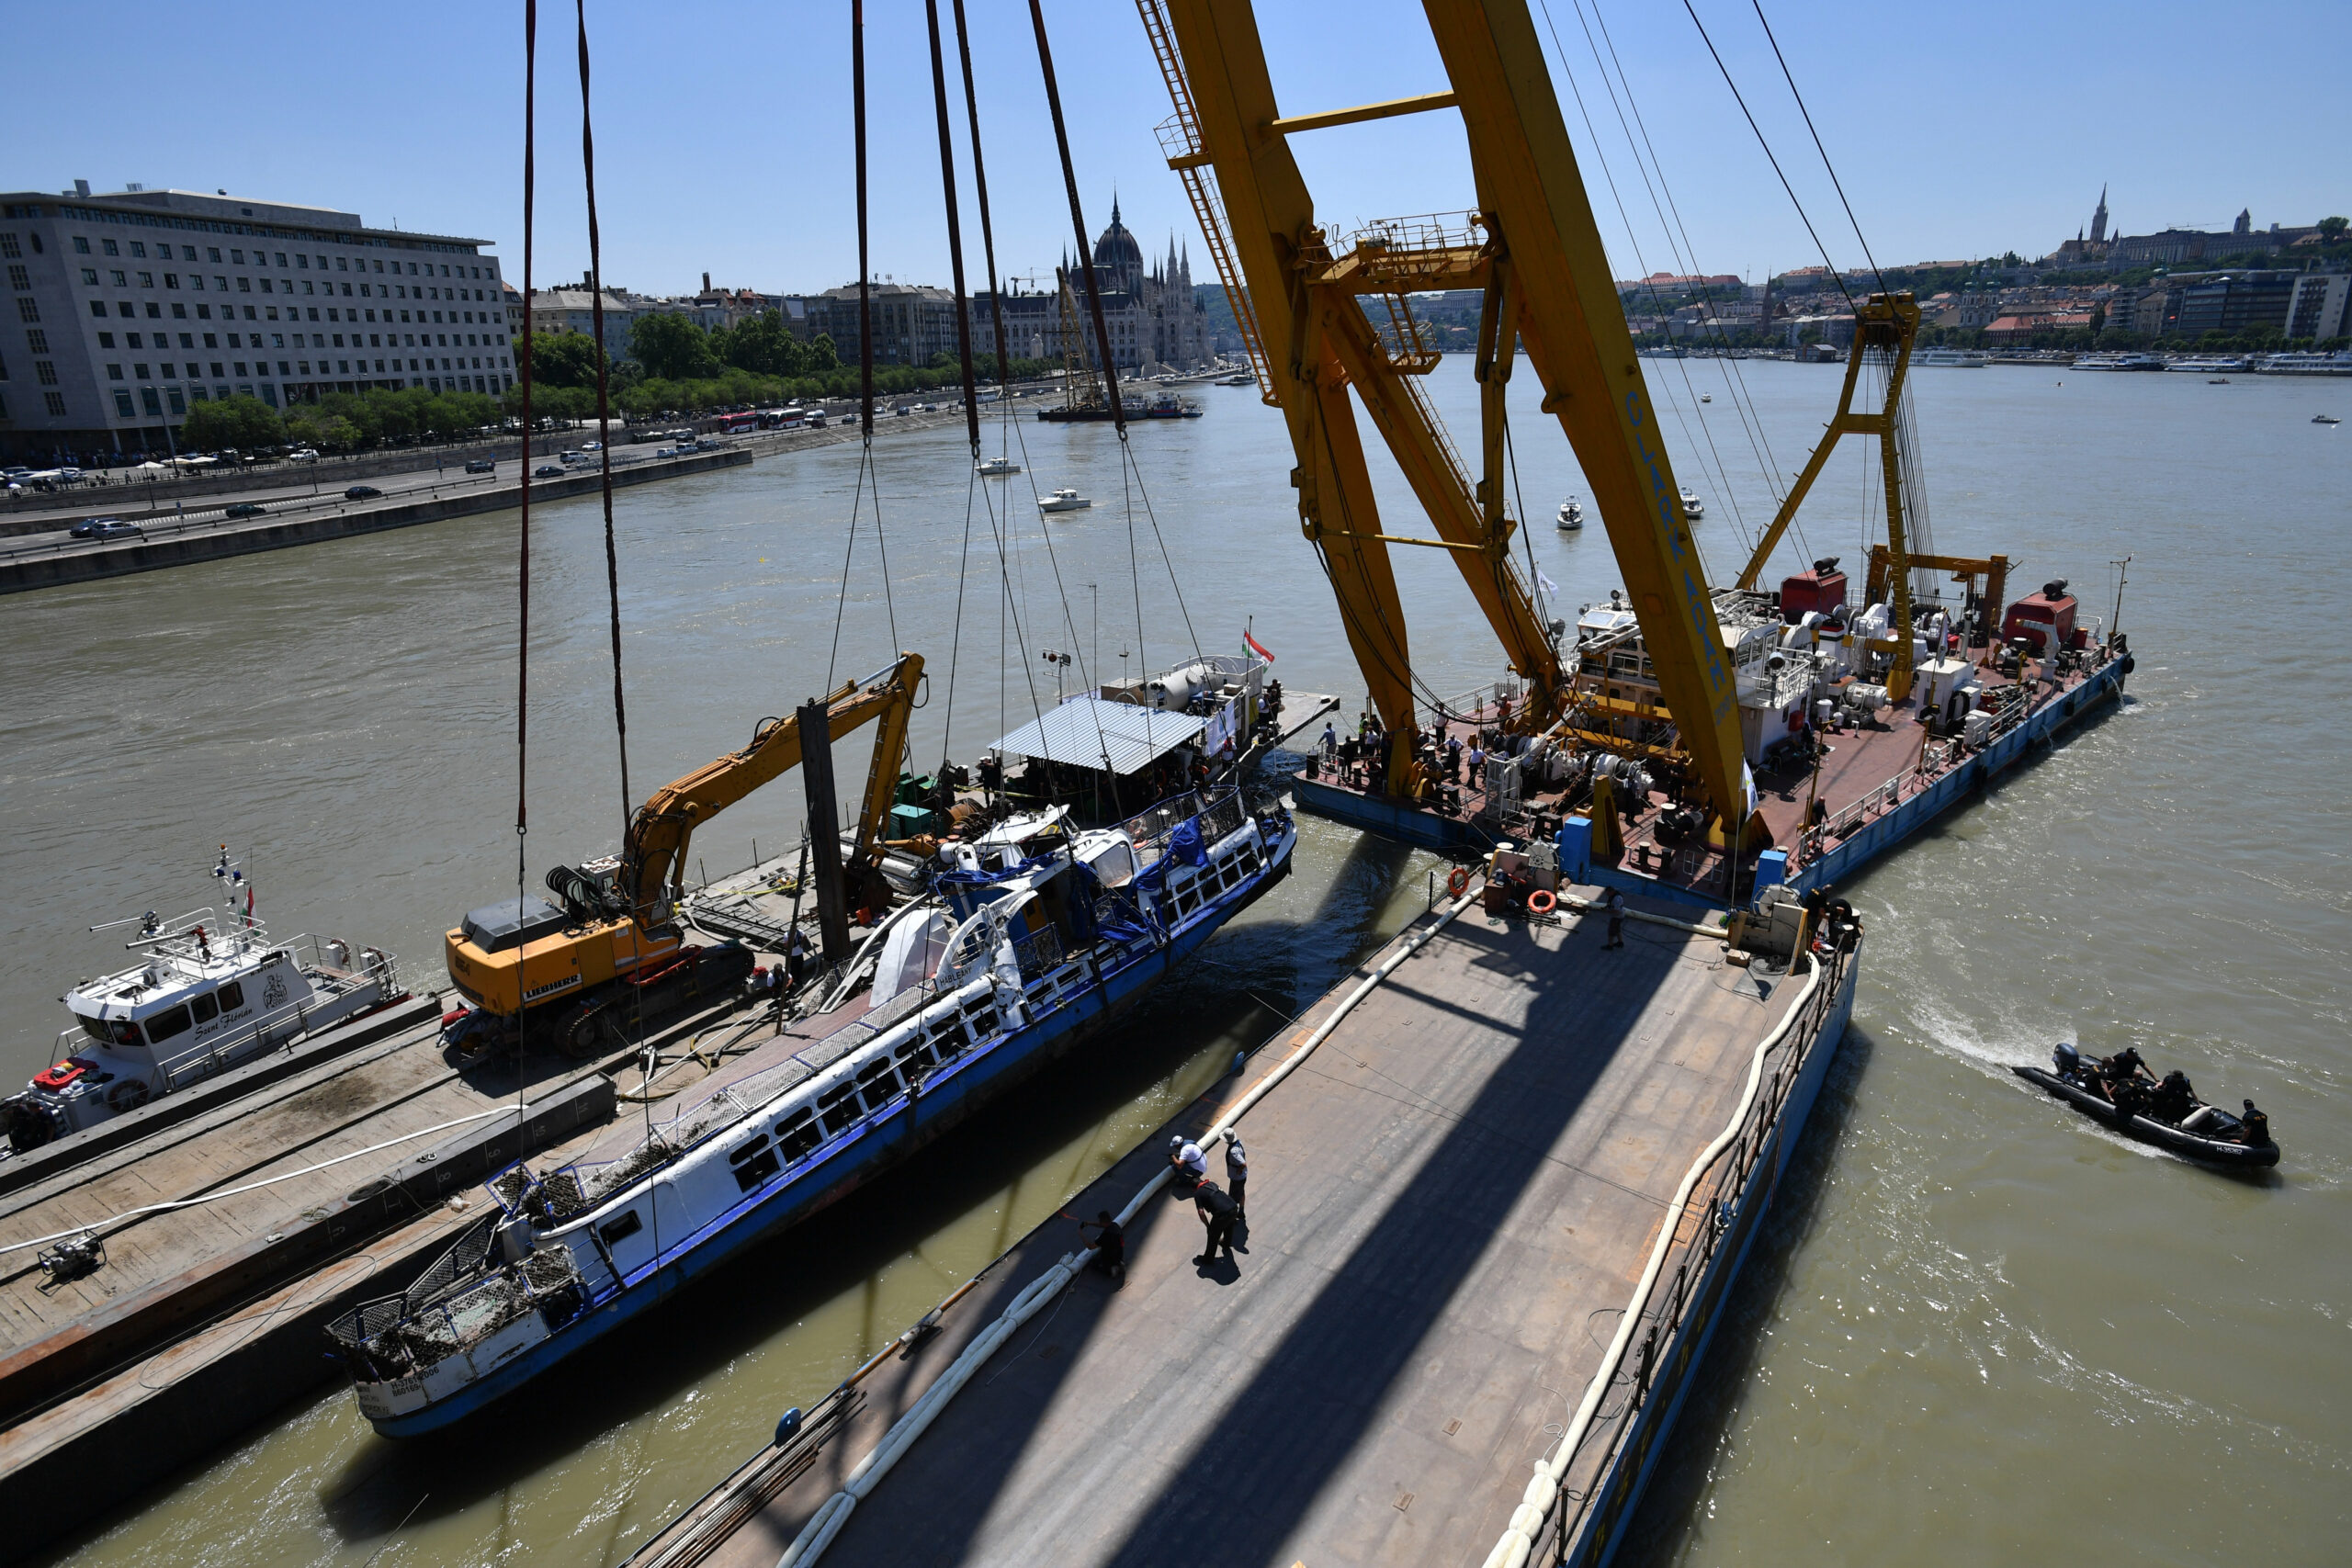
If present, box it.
[2054,1045,2272,1145]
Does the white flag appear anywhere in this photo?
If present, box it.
[1536,568,1559,596]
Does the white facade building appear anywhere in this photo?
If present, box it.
[1,183,512,461]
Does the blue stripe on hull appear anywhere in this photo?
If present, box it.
[368,845,1292,1436]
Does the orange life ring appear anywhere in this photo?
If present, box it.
[1527,889,1557,916]
[1446,867,1472,897]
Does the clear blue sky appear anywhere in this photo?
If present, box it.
[4,0,2344,296]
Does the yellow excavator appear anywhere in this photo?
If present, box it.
[444,652,924,1055]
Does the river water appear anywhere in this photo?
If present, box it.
[6,358,2345,1566]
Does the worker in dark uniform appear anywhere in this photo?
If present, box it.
[1193,1178,1239,1266]
[1078,1209,1125,1289]
[1223,1132,1248,1220]
[1602,887,1626,950]
[2149,1070,2196,1124]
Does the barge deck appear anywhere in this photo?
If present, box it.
[629,872,1860,1568]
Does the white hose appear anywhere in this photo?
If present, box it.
[1478,948,1825,1568]
[775,862,1497,1568]
[0,1102,525,1258]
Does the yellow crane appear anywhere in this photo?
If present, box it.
[444,652,923,1053]
[1140,0,1750,834]
[1734,293,1929,700]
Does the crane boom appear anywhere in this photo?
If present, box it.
[1735,294,1924,700]
[1149,0,1749,824]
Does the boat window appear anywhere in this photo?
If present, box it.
[816,1081,861,1136]
[931,1017,969,1058]
[597,1209,643,1247]
[215,980,245,1012]
[897,1036,940,1073]
[74,1011,137,1048]
[729,1135,780,1193]
[190,990,220,1024]
[855,1057,901,1112]
[774,1110,820,1163]
[143,1004,194,1043]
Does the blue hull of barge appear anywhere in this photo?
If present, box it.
[1295,656,2129,906]
[1568,936,1862,1565]
[371,850,1292,1437]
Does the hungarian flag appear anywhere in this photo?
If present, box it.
[1244,629,1275,662]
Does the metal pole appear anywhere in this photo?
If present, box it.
[799,698,853,965]
[2107,554,2131,651]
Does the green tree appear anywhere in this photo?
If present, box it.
[628,311,723,381]
[285,408,360,452]
[523,332,609,389]
[807,333,841,373]
[178,394,285,451]
[725,310,805,377]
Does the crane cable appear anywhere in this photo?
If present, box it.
[1750,0,1884,296]
[577,0,631,836]
[828,0,900,693]
[1577,0,1798,555]
[514,0,537,1161]
[1030,0,1205,696]
[1546,0,1754,563]
[1680,0,1859,317]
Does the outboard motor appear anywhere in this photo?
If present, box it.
[2052,1043,2081,1079]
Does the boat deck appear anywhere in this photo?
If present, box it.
[1293,646,2119,901]
[641,887,1836,1568]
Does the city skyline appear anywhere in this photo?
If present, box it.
[3,0,2345,302]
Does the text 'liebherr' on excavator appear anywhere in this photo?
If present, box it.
[443,652,924,1057]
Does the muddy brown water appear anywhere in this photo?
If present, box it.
[6,360,2343,1565]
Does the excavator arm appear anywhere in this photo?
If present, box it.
[620,652,924,926]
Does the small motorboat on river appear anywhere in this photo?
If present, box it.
[2012,1043,2277,1168]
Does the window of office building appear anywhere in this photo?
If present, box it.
[102,238,119,255]
[46,389,68,415]
[112,389,134,416]
[25,328,46,353]
[6,263,26,288]
[17,297,40,323]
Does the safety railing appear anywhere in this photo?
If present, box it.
[1538,935,1856,1562]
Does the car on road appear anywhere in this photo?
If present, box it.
[535,465,567,478]
[345,485,383,501]
[223,502,269,518]
[464,458,496,474]
[68,517,117,538]
[288,448,320,462]
[85,520,145,542]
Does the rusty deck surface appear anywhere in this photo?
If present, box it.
[1298,651,2107,889]
[659,890,1806,1568]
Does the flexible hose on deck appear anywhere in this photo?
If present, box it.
[775,859,1498,1568]
[1479,947,1826,1568]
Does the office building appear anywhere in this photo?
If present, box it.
[2284,272,2351,343]
[1,182,511,461]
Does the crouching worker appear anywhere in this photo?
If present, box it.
[1078,1210,1125,1289]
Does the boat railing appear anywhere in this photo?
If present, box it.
[1536,936,1857,1560]
[1793,649,2121,863]
[1115,787,1245,868]
[1011,923,1066,984]
[1429,675,1528,727]
[54,931,397,1089]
